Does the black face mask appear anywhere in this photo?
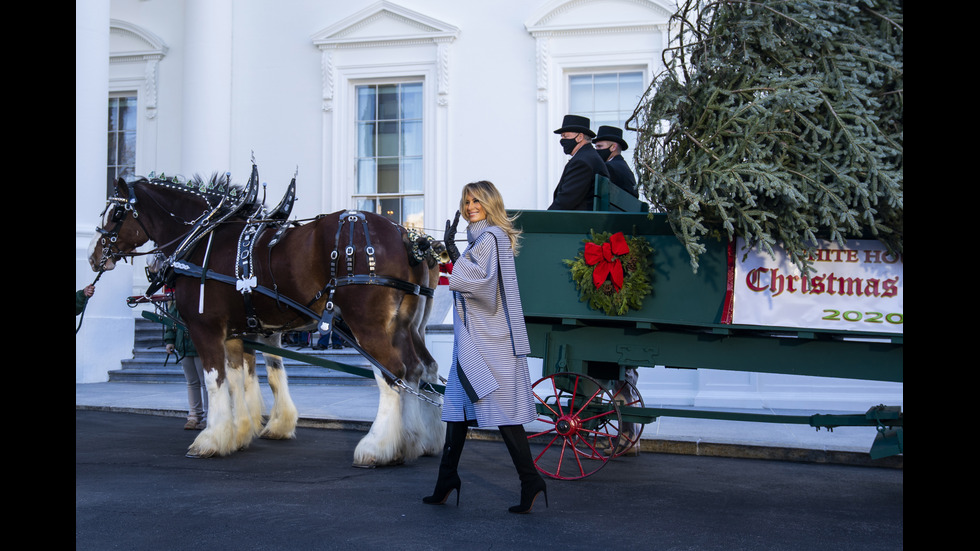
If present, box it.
[596,148,612,161]
[560,138,578,155]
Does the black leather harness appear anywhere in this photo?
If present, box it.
[103,165,440,396]
[310,210,434,343]
[170,208,437,391]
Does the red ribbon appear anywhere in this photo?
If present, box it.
[584,232,630,290]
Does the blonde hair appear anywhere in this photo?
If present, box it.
[459,180,522,255]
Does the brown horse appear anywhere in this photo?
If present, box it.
[89,173,445,466]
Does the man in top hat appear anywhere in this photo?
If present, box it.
[593,125,639,198]
[548,114,610,211]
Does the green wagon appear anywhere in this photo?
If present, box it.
[510,179,903,480]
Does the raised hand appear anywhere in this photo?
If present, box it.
[444,210,461,262]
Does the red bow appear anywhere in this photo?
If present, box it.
[583,232,630,290]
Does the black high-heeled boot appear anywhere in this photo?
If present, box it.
[422,421,468,506]
[499,424,548,514]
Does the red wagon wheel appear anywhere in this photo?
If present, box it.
[527,372,622,480]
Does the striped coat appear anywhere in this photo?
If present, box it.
[441,220,536,427]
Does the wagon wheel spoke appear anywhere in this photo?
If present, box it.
[532,390,562,419]
[571,408,621,459]
[608,379,645,457]
[528,373,621,480]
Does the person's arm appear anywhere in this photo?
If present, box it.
[76,290,88,315]
[448,232,499,310]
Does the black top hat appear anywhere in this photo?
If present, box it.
[593,125,629,150]
[553,114,596,138]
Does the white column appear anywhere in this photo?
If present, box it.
[181,0,233,176]
[77,0,134,383]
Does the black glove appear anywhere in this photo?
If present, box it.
[444,211,461,263]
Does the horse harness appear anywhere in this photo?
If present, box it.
[315,210,435,335]
[100,164,440,401]
[235,167,297,329]
[97,167,262,297]
[170,209,439,403]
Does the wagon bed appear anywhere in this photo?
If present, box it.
[509,197,902,478]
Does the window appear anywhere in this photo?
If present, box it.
[354,82,424,230]
[107,94,138,197]
[569,71,644,170]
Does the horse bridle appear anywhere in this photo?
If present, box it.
[97,184,203,300]
[100,179,223,262]
[96,186,149,269]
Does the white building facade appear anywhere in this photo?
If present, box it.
[76,0,901,412]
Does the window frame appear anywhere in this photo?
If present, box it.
[107,91,139,197]
[351,79,427,230]
[565,68,646,173]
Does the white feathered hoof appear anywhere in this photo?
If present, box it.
[186,424,235,458]
[260,364,298,440]
[187,373,237,457]
[353,372,409,467]
[185,445,215,459]
[351,453,405,469]
[260,416,297,440]
[352,435,405,468]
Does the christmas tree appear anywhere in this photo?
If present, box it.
[629,0,903,272]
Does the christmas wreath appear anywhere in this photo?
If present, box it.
[564,231,653,316]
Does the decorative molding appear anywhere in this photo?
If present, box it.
[109,19,168,119]
[535,36,550,102]
[143,58,159,119]
[527,0,675,29]
[321,48,335,112]
[109,19,168,57]
[312,1,459,48]
[312,1,459,110]
[527,23,667,38]
[436,38,451,104]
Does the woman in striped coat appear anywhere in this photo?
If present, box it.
[422,181,547,514]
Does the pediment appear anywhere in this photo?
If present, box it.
[312,1,458,48]
[525,0,673,34]
[109,19,168,59]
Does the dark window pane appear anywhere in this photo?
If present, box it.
[378,121,399,157]
[107,133,118,164]
[120,131,137,163]
[377,158,399,194]
[379,197,401,223]
[377,84,399,119]
[108,99,117,131]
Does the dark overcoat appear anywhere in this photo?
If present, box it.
[548,144,610,211]
[606,155,639,198]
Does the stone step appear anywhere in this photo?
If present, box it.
[110,318,379,386]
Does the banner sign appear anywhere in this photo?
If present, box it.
[731,238,903,334]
